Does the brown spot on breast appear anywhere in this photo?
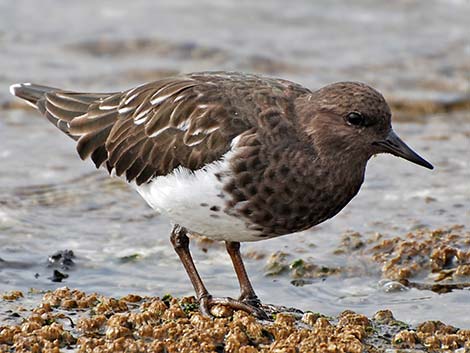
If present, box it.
[254,211,273,224]
[241,207,254,217]
[200,203,208,207]
[282,185,292,197]
[231,189,246,203]
[262,186,274,196]
[223,180,236,193]
[237,172,252,187]
[233,160,248,173]
[278,204,291,216]
[296,205,309,216]
[279,165,290,176]
[265,169,276,180]
[210,206,220,212]
[272,151,281,160]
[258,233,271,238]
[246,185,257,196]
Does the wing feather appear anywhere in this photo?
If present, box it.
[46,93,91,113]
[91,145,108,168]
[27,72,308,184]
[45,99,84,121]
[76,125,113,160]
[69,110,118,134]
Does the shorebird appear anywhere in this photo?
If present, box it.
[10,72,433,318]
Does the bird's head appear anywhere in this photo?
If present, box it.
[297,81,433,170]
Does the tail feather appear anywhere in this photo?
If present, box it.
[9,82,119,170]
[9,83,59,108]
[10,83,77,137]
[9,83,113,141]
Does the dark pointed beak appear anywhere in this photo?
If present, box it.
[373,130,434,169]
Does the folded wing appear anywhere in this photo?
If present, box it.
[11,77,249,185]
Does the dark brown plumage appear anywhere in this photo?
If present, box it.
[15,73,310,185]
[10,71,433,319]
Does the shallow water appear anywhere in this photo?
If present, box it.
[1,0,469,328]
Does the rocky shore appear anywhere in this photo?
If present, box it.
[2,226,469,353]
[1,286,469,353]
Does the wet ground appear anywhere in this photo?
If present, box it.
[1,0,469,337]
[2,288,470,352]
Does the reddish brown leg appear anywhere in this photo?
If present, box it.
[225,241,262,306]
[170,225,211,315]
[170,225,268,319]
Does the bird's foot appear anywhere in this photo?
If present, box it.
[199,295,269,320]
[239,295,262,308]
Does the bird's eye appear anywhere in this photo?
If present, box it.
[346,112,365,126]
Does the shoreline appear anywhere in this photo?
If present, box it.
[1,287,469,353]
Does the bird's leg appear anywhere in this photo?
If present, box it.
[225,241,264,308]
[170,224,212,316]
[170,225,268,319]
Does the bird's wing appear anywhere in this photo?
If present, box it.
[13,73,309,185]
[32,75,255,185]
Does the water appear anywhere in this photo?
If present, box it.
[1,0,469,327]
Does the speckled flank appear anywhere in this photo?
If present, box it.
[135,138,264,242]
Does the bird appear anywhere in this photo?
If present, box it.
[10,72,433,319]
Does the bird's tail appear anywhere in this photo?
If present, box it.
[9,82,121,172]
[9,83,61,108]
[9,82,114,140]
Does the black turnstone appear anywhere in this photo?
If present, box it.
[10,72,433,318]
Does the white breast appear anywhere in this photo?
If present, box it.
[134,150,263,242]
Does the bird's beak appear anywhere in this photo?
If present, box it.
[373,130,434,169]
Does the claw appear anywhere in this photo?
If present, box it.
[240,295,262,308]
[198,296,269,320]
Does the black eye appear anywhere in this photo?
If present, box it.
[346,112,365,126]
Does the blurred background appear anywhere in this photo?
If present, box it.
[1,0,469,326]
